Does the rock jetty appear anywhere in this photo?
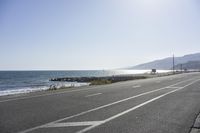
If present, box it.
[50,75,148,83]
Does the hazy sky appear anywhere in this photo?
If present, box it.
[0,0,200,70]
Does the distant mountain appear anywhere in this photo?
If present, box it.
[130,53,200,70]
[174,61,200,70]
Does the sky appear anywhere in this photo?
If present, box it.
[0,0,200,70]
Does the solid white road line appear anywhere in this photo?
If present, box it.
[85,93,102,97]
[18,78,195,133]
[77,79,200,133]
[166,86,181,89]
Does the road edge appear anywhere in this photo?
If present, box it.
[190,112,200,133]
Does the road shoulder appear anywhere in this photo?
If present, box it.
[190,113,200,133]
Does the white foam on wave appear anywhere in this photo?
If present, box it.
[0,82,90,96]
[0,86,49,96]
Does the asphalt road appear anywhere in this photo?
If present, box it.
[0,72,200,133]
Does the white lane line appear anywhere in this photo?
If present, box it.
[77,79,200,133]
[166,86,181,89]
[132,85,141,88]
[18,78,195,133]
[85,93,102,98]
[43,121,104,128]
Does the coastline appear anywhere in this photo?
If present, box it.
[0,71,180,98]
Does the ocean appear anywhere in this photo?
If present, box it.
[0,70,170,96]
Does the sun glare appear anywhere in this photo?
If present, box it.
[136,0,168,15]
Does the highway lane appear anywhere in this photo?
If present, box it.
[85,80,200,133]
[0,72,200,133]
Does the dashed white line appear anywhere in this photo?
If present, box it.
[132,85,141,88]
[85,93,102,97]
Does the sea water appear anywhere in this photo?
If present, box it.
[0,70,170,96]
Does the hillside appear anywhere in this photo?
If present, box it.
[130,53,200,70]
[174,61,200,70]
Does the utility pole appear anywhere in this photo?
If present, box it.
[173,54,175,74]
[180,64,183,73]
